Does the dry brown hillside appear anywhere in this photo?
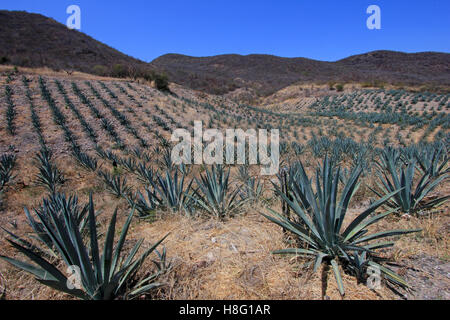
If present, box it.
[0,10,155,78]
[150,51,450,98]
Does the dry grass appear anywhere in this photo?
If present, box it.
[0,65,120,82]
[0,69,448,300]
[133,209,397,300]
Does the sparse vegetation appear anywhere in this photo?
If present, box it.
[264,157,420,295]
[0,59,448,301]
[0,193,169,300]
[193,165,247,219]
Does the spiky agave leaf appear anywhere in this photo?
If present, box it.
[34,149,64,194]
[193,165,247,219]
[0,193,169,300]
[373,155,449,215]
[150,169,194,214]
[0,153,16,189]
[99,170,132,198]
[414,143,449,178]
[263,156,419,296]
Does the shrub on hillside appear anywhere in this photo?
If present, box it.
[155,74,170,91]
[111,64,127,78]
[0,56,10,65]
[92,65,108,76]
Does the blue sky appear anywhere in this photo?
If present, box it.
[2,1,449,62]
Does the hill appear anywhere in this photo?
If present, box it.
[151,51,450,96]
[1,10,449,99]
[0,10,155,77]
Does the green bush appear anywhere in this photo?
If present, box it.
[111,64,127,78]
[155,74,169,91]
[92,65,108,76]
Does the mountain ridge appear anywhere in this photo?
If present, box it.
[0,10,155,76]
[151,51,450,96]
[1,10,449,98]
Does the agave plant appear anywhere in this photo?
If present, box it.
[150,169,194,214]
[263,157,419,296]
[159,146,174,171]
[97,149,118,164]
[73,151,98,172]
[5,85,17,135]
[373,158,449,215]
[3,193,92,257]
[136,163,156,185]
[277,162,313,217]
[129,187,161,218]
[0,193,168,300]
[193,165,247,219]
[236,165,264,202]
[99,170,132,198]
[120,157,137,173]
[152,247,174,274]
[377,146,402,170]
[34,149,64,194]
[237,164,251,183]
[0,154,16,189]
[414,143,449,178]
[241,177,264,204]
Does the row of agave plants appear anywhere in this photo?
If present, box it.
[4,85,16,136]
[1,76,446,299]
[2,138,447,299]
[0,145,173,299]
[269,141,448,295]
[98,162,254,220]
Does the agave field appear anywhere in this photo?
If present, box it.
[0,69,448,300]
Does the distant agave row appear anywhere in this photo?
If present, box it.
[39,76,80,154]
[72,82,124,148]
[4,85,16,135]
[86,81,148,147]
[55,80,98,144]
[22,76,48,150]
